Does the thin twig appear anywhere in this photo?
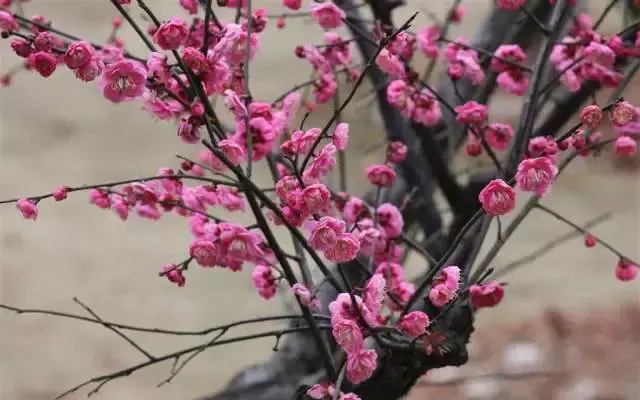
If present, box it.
[0,304,329,335]
[492,212,612,279]
[73,298,155,361]
[54,325,331,399]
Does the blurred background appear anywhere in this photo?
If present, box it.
[0,1,638,399]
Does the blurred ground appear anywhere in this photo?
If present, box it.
[0,1,638,400]
[409,300,640,400]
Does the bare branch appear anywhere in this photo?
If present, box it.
[73,297,155,361]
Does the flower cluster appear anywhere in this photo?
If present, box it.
[444,37,485,86]
[492,44,529,95]
[3,1,640,398]
[307,382,361,400]
[550,14,626,93]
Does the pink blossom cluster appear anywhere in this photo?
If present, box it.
[324,264,506,385]
[275,127,409,266]
[478,153,559,217]
[4,2,640,398]
[456,101,516,157]
[329,292,379,384]
[611,102,640,157]
[387,79,443,125]
[492,44,529,95]
[427,265,462,308]
[225,95,297,160]
[307,382,361,400]
[472,93,640,217]
[296,31,357,105]
[416,26,441,59]
[550,14,626,93]
[374,31,416,80]
[444,37,485,86]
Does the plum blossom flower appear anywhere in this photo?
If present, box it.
[333,122,349,151]
[583,41,615,67]
[100,59,148,103]
[281,128,320,157]
[437,265,461,291]
[307,383,337,399]
[469,281,505,309]
[329,292,378,327]
[310,2,346,29]
[323,32,353,66]
[301,45,332,74]
[455,101,488,125]
[387,31,413,59]
[584,233,597,248]
[611,101,636,126]
[309,216,346,251]
[190,239,219,267]
[89,189,111,209]
[218,223,264,260]
[492,44,527,73]
[314,72,338,103]
[162,264,186,287]
[346,349,377,384]
[387,79,414,118]
[219,139,245,165]
[292,283,320,310]
[53,186,70,201]
[232,117,276,161]
[376,48,405,79]
[365,164,396,187]
[528,136,553,157]
[10,39,32,58]
[177,118,201,144]
[342,196,368,224]
[154,18,189,50]
[324,233,361,263]
[283,0,302,10]
[182,46,209,73]
[27,51,57,78]
[332,317,364,353]
[387,141,408,163]
[376,203,404,238]
[614,135,637,157]
[33,33,62,52]
[64,41,95,69]
[0,11,19,32]
[497,70,529,95]
[446,41,485,85]
[615,259,638,282]
[304,143,338,181]
[416,26,440,58]
[16,199,38,220]
[429,284,457,307]
[179,0,198,14]
[485,123,514,150]
[298,184,331,214]
[580,104,604,128]
[223,89,248,119]
[412,89,442,126]
[515,156,558,197]
[399,311,430,337]
[252,264,277,299]
[364,273,386,314]
[465,133,482,156]
[111,196,130,220]
[73,55,103,82]
[478,179,516,216]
